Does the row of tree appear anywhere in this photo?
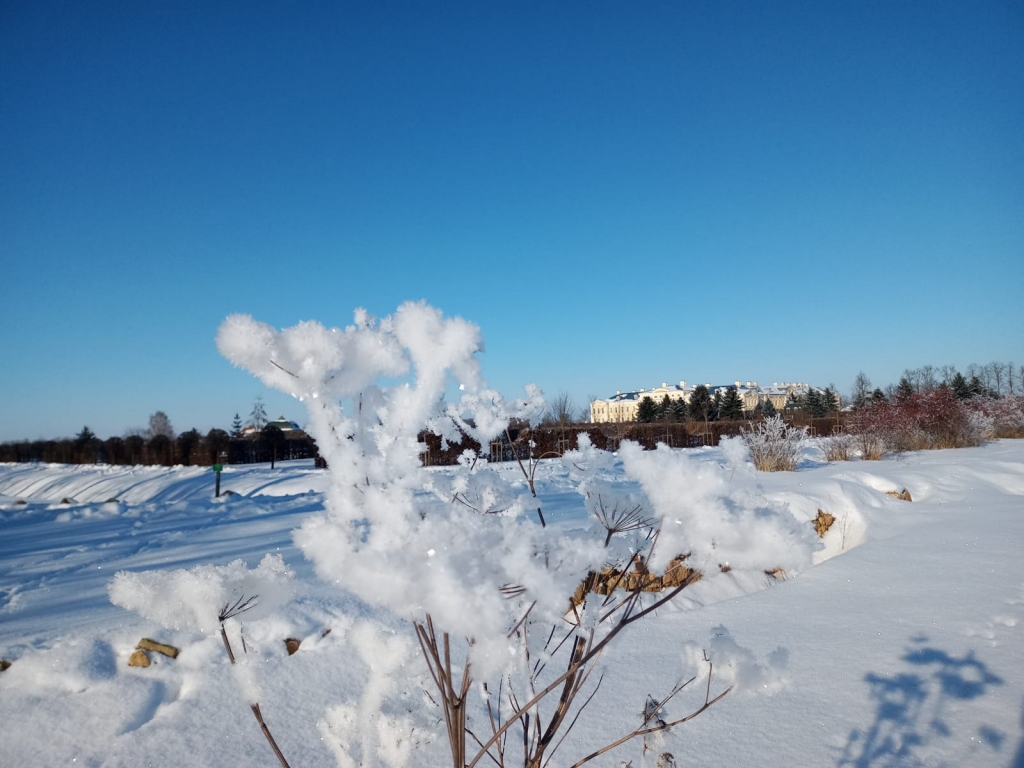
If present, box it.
[634,384,841,424]
[0,400,318,468]
[850,361,1020,409]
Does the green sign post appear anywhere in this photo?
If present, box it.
[213,463,224,497]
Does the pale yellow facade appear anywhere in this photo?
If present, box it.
[589,380,812,423]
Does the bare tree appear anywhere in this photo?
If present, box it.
[147,411,175,440]
[902,368,923,394]
[851,372,872,408]
[249,395,268,432]
[988,362,1007,397]
[542,391,580,426]
[919,365,937,392]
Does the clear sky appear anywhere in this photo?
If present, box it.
[2,1,1022,442]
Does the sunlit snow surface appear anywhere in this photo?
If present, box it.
[1,442,1023,767]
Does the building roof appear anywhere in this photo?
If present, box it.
[266,414,301,431]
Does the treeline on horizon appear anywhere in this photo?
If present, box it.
[2,361,1022,467]
[0,406,320,467]
[0,425,321,467]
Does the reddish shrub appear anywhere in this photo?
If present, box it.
[847,388,988,455]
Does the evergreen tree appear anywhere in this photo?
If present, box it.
[658,395,673,421]
[231,413,244,438]
[74,426,98,451]
[688,385,714,424]
[711,390,723,421]
[870,388,887,404]
[636,396,659,423]
[74,426,101,463]
[968,375,987,398]
[950,372,971,400]
[755,398,778,418]
[895,377,915,404]
[720,386,744,420]
[671,398,689,421]
[804,388,826,418]
[822,387,839,414]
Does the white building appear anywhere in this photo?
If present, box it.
[589,380,814,423]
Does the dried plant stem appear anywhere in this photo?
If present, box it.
[565,685,731,768]
[467,572,703,768]
[220,623,236,664]
[505,429,561,527]
[218,620,293,768]
[415,616,473,768]
[250,702,292,768]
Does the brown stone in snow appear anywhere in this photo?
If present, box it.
[128,650,151,667]
[285,638,301,656]
[137,638,179,658]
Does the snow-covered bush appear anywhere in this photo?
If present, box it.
[112,302,819,768]
[742,416,806,472]
[971,395,1024,438]
[820,433,855,462]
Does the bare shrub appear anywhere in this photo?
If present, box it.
[820,433,854,462]
[742,416,806,472]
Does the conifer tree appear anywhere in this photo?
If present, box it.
[671,397,689,421]
[74,426,98,450]
[720,386,745,420]
[636,395,659,423]
[688,385,714,424]
[822,387,839,414]
[950,372,971,400]
[871,388,887,404]
[895,377,915,404]
[231,413,244,438]
[804,388,826,418]
[658,394,673,420]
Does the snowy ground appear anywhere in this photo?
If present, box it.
[1,441,1023,767]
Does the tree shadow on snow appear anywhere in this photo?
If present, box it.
[837,636,1006,767]
[1012,699,1024,768]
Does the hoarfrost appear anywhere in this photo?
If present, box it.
[107,554,294,634]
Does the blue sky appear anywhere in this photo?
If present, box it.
[2,1,1022,441]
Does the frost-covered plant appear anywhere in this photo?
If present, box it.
[108,302,817,768]
[109,555,296,766]
[742,416,806,472]
[970,395,1024,438]
[820,433,855,462]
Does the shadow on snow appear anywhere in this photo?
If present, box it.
[838,636,1006,767]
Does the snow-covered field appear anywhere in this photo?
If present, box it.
[1,441,1023,767]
